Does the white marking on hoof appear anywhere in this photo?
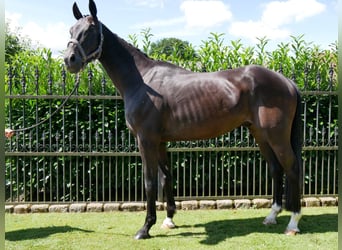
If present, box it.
[285,212,301,235]
[284,229,299,235]
[263,203,282,225]
[161,217,176,229]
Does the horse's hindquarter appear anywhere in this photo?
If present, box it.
[160,70,250,141]
[247,66,298,131]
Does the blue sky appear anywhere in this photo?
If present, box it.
[5,0,338,57]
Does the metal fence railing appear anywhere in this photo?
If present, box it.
[5,67,338,204]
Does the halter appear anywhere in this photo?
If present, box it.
[9,22,104,134]
[68,21,104,64]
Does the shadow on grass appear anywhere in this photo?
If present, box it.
[173,213,338,245]
[6,226,94,241]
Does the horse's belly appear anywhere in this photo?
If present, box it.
[162,117,243,141]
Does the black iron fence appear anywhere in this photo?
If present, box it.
[5,66,338,204]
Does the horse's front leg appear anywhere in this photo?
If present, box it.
[158,143,176,229]
[134,137,159,240]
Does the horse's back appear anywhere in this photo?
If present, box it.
[144,64,299,142]
[224,65,298,96]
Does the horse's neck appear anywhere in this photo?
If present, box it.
[99,26,153,98]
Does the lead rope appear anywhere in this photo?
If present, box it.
[7,22,104,136]
[7,74,80,134]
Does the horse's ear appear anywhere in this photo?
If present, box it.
[73,2,83,20]
[89,0,98,21]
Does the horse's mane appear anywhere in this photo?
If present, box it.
[117,35,150,59]
[109,29,186,70]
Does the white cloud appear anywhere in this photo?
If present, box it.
[261,0,326,26]
[132,0,232,30]
[130,0,232,40]
[5,11,22,31]
[131,17,185,30]
[230,20,291,41]
[229,0,326,42]
[180,0,232,29]
[23,21,69,52]
[128,0,165,8]
[5,11,69,56]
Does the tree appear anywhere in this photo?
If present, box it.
[149,38,197,61]
[5,22,31,64]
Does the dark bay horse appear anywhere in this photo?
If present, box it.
[64,0,303,239]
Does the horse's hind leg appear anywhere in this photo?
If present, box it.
[158,143,177,229]
[270,142,302,234]
[257,142,284,225]
[254,128,301,234]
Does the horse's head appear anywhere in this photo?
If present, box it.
[64,0,103,73]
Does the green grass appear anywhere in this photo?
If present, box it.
[5,207,337,250]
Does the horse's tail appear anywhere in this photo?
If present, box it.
[286,87,303,212]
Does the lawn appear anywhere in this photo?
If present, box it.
[5,207,337,250]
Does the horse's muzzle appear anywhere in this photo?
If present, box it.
[64,47,83,73]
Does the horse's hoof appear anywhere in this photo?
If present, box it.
[263,218,277,225]
[161,217,176,229]
[134,231,151,240]
[161,223,175,229]
[284,229,299,236]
